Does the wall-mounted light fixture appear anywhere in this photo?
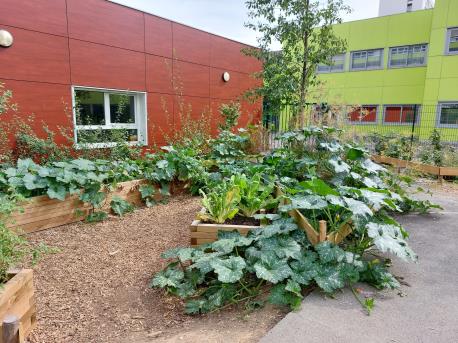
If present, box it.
[222,71,230,82]
[0,30,13,48]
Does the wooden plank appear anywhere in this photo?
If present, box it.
[9,210,90,234]
[319,220,327,243]
[289,209,319,245]
[327,224,353,245]
[408,161,440,175]
[191,232,219,239]
[193,227,252,234]
[10,200,89,219]
[0,270,36,343]
[440,167,458,176]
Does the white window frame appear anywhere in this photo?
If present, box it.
[347,105,379,125]
[388,44,428,68]
[72,86,148,148]
[350,49,384,71]
[382,104,421,126]
[445,27,458,55]
[436,102,458,128]
[316,53,346,74]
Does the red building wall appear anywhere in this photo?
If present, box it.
[0,0,262,147]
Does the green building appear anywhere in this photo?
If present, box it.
[313,0,458,140]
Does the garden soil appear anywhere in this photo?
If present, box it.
[25,195,286,343]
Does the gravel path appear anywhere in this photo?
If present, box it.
[25,195,285,343]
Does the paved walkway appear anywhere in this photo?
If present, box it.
[261,190,458,343]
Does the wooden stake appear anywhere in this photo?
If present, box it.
[319,220,327,243]
[3,315,19,343]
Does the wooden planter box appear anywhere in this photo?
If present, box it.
[371,154,458,180]
[276,187,352,246]
[5,179,150,234]
[190,220,261,247]
[0,270,36,343]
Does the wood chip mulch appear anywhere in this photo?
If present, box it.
[25,195,286,343]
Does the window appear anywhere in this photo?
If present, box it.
[350,49,384,71]
[389,44,427,68]
[316,54,346,73]
[73,87,147,147]
[407,0,413,12]
[383,105,420,125]
[348,105,378,124]
[437,102,458,127]
[446,28,458,55]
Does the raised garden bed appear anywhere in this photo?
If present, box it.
[371,155,458,179]
[5,179,154,234]
[0,269,36,343]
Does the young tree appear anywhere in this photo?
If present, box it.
[244,0,350,125]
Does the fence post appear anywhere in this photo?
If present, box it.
[3,315,20,343]
[408,105,419,161]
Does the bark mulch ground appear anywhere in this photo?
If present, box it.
[26,195,286,343]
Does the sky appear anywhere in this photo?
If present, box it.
[110,0,379,48]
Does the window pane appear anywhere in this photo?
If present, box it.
[367,50,382,68]
[330,54,345,71]
[361,106,377,122]
[449,29,458,53]
[408,45,426,65]
[77,128,139,144]
[401,106,417,123]
[348,107,362,122]
[349,106,377,122]
[352,51,367,69]
[110,94,135,124]
[75,90,105,125]
[390,47,408,67]
[440,104,458,125]
[317,64,331,73]
[385,106,402,123]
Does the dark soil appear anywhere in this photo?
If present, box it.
[225,215,260,226]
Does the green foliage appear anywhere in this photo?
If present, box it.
[110,196,134,217]
[244,0,350,115]
[219,102,241,132]
[233,174,276,217]
[198,178,241,224]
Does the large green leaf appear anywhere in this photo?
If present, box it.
[258,236,301,259]
[210,256,246,283]
[366,223,417,261]
[314,265,345,293]
[150,266,184,288]
[298,179,339,196]
[290,252,318,285]
[268,283,302,310]
[254,255,292,283]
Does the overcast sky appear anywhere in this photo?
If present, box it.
[110,0,379,48]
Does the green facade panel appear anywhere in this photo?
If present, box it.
[311,0,458,139]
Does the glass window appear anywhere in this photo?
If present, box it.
[75,90,105,125]
[74,87,147,147]
[348,105,378,123]
[389,44,427,67]
[438,103,458,127]
[316,54,345,73]
[350,49,383,71]
[446,28,458,55]
[384,105,419,124]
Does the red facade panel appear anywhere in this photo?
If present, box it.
[210,68,242,100]
[173,23,211,65]
[174,96,211,126]
[0,0,262,149]
[210,36,244,72]
[147,93,174,147]
[146,55,173,94]
[0,0,68,36]
[69,39,146,91]
[67,0,145,52]
[145,15,173,58]
[173,60,210,98]
[0,26,70,84]
[1,79,72,143]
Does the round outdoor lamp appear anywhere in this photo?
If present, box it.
[0,30,13,48]
[222,71,230,82]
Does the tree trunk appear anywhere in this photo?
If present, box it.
[299,0,310,128]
